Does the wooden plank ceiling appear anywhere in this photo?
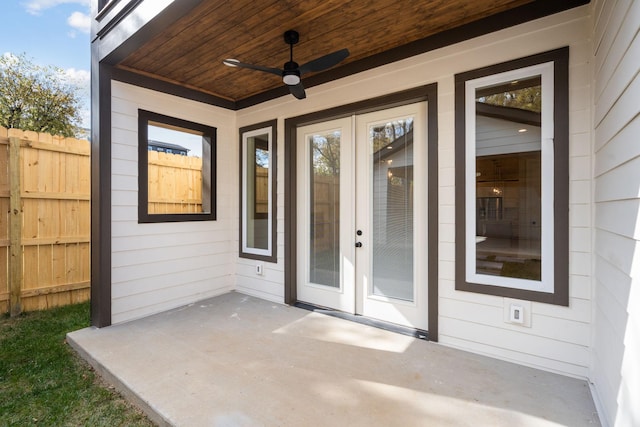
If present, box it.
[118,0,534,103]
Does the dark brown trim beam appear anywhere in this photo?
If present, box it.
[111,68,236,110]
[426,84,439,342]
[476,103,541,127]
[91,61,113,327]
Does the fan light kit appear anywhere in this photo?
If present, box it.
[223,30,349,100]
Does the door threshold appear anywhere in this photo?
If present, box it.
[294,302,429,341]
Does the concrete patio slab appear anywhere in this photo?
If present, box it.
[67,292,600,426]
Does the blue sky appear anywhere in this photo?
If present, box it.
[1,0,91,126]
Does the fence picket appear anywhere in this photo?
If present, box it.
[1,127,91,315]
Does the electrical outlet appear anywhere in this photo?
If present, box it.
[503,298,531,327]
[256,262,263,275]
[509,304,524,324]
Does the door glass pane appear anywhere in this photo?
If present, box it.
[309,131,340,288]
[371,118,414,301]
[475,76,542,280]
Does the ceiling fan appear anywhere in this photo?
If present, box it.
[223,30,349,100]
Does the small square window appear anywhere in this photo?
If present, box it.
[138,110,216,223]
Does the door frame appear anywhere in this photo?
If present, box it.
[284,84,440,341]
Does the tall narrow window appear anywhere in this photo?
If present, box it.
[240,120,276,261]
[455,48,568,305]
[138,110,216,223]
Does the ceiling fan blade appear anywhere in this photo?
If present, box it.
[223,59,281,76]
[298,48,350,75]
[288,82,306,99]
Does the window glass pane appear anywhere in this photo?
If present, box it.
[245,134,269,250]
[371,118,414,300]
[310,132,340,288]
[147,123,208,215]
[475,77,542,280]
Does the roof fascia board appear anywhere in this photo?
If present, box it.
[94,0,144,41]
[94,0,202,65]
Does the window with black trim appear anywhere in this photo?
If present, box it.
[138,110,216,223]
[239,120,277,262]
[454,47,569,305]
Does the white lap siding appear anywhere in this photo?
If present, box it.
[110,82,237,324]
[591,0,640,425]
[236,7,593,378]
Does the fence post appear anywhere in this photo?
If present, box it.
[9,135,22,317]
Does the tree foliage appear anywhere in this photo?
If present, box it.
[311,119,414,177]
[0,54,83,137]
[479,86,542,113]
[371,119,413,152]
[312,133,340,176]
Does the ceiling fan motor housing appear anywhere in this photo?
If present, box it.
[283,61,301,85]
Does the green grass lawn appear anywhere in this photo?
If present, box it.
[0,302,154,427]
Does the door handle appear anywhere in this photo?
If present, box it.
[355,242,363,248]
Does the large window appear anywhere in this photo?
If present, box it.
[455,48,568,305]
[138,110,216,223]
[239,120,276,261]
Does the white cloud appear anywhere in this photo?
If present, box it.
[63,67,91,129]
[78,105,91,130]
[23,0,90,15]
[67,11,90,33]
[64,67,90,83]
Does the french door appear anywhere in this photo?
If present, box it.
[296,103,428,329]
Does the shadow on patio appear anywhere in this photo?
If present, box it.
[68,292,600,426]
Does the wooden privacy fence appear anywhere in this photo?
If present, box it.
[312,175,340,252]
[147,150,203,214]
[0,127,90,315]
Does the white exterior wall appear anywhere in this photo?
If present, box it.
[591,0,640,425]
[110,82,237,324]
[235,7,592,377]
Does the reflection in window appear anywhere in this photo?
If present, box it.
[138,110,215,223]
[371,119,414,301]
[244,133,269,251]
[245,136,269,249]
[475,78,542,281]
[310,131,340,288]
[147,124,207,214]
